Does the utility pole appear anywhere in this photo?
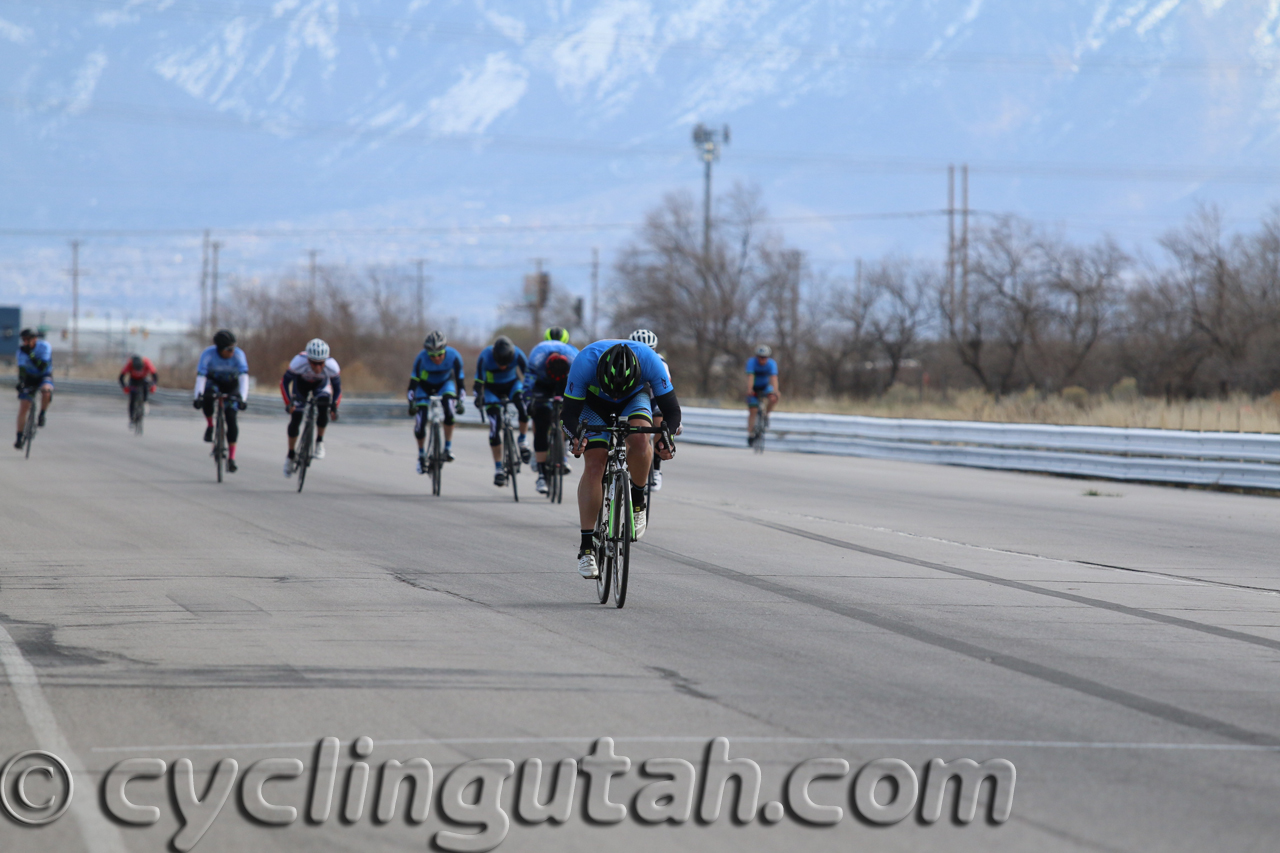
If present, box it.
[414,259,427,334]
[590,247,599,341]
[960,164,970,331]
[200,230,210,338]
[69,240,80,370]
[308,249,320,303]
[210,241,222,330]
[692,123,730,267]
[525,258,549,335]
[946,165,956,319]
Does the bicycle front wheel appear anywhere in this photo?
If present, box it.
[611,472,631,608]
[23,404,35,459]
[296,417,314,493]
[504,428,519,502]
[429,421,443,496]
[214,404,225,482]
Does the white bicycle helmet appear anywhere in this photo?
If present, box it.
[755,344,772,358]
[629,329,659,349]
[305,338,331,361]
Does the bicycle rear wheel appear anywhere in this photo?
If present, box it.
[612,473,631,608]
[429,421,443,496]
[547,428,563,503]
[595,497,612,604]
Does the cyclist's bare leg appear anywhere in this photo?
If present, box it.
[765,392,778,416]
[577,447,608,529]
[747,405,758,434]
[39,386,52,413]
[444,423,455,442]
[16,398,30,432]
[626,416,653,488]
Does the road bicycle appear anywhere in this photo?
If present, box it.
[544,396,567,504]
[751,407,768,454]
[210,391,231,482]
[127,384,149,435]
[480,397,522,502]
[293,391,325,494]
[422,395,447,496]
[578,418,673,609]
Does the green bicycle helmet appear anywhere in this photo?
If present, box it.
[544,326,570,343]
[596,343,641,399]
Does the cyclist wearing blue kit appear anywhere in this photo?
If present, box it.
[14,329,53,449]
[746,344,780,446]
[194,329,250,473]
[408,330,466,472]
[526,326,578,494]
[474,335,531,487]
[561,341,681,578]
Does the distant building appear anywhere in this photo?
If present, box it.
[0,306,18,362]
[14,308,199,366]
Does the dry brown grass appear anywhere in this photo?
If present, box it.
[689,385,1280,433]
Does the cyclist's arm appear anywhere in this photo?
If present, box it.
[118,369,128,388]
[560,396,585,434]
[330,374,342,408]
[237,373,250,401]
[194,375,207,398]
[280,371,295,405]
[652,391,681,432]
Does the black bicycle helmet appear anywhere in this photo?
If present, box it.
[213,329,236,350]
[596,343,641,399]
[131,355,144,371]
[492,335,515,365]
[545,352,571,381]
[424,330,447,352]
[19,328,36,340]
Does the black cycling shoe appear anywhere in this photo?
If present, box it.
[37,411,46,428]
[445,448,456,462]
[14,437,23,450]
[494,470,507,487]
[203,425,214,442]
[226,458,238,473]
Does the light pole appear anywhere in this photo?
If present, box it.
[691,123,730,265]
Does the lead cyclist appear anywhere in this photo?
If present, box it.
[561,341,681,579]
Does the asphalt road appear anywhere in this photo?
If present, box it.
[1,395,1277,852]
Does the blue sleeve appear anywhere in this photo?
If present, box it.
[474,353,485,386]
[331,375,342,400]
[746,358,754,374]
[565,351,596,400]
[235,349,249,373]
[639,346,674,396]
[769,359,778,376]
[197,348,212,375]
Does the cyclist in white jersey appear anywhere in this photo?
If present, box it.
[280,338,342,476]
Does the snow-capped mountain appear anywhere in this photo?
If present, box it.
[4,0,1280,327]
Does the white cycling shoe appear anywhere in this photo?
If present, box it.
[535,475,548,494]
[649,470,663,491]
[632,508,647,540]
[314,442,326,460]
[577,549,599,579]
[283,457,295,478]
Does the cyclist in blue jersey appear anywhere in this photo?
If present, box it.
[408,330,466,472]
[561,340,681,578]
[193,329,250,473]
[746,344,780,446]
[474,335,531,487]
[526,326,579,494]
[14,329,53,449]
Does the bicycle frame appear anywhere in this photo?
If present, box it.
[425,395,446,496]
[295,392,320,493]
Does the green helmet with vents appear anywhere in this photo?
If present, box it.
[544,326,570,343]
[596,343,641,399]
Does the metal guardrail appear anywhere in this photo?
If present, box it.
[41,378,1280,488]
[679,407,1280,490]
